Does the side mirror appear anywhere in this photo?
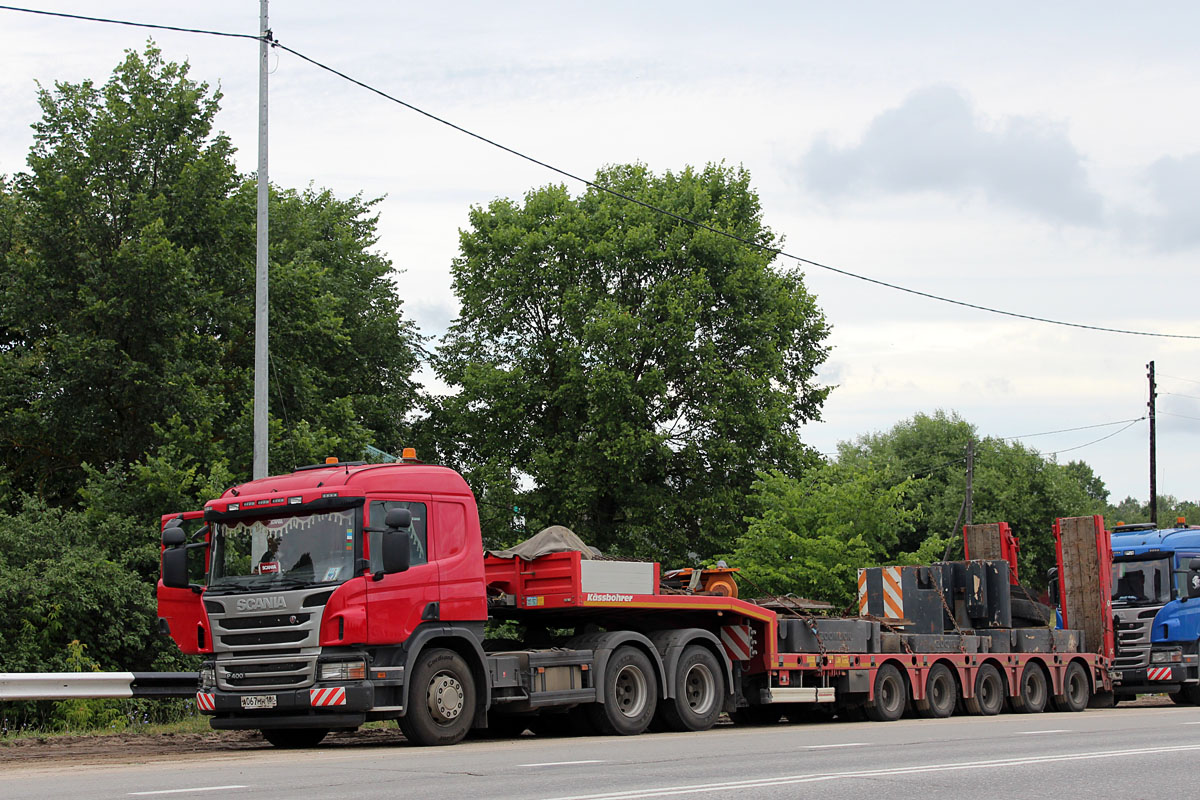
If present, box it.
[162,547,190,589]
[380,530,411,574]
[162,523,186,548]
[1189,558,1200,571]
[1046,567,1059,607]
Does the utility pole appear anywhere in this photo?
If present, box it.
[1149,360,1157,525]
[965,437,974,526]
[253,0,270,480]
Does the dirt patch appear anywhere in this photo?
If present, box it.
[0,725,411,769]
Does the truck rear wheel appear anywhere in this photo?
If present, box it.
[964,664,1004,716]
[864,663,906,722]
[261,728,328,748]
[399,648,476,746]
[1012,662,1048,713]
[588,646,658,735]
[1052,661,1090,712]
[660,645,724,732]
[914,663,957,718]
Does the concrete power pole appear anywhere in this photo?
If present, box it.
[1149,360,1157,525]
[253,0,270,480]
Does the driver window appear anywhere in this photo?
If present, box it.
[369,501,428,572]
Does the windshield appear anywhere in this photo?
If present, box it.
[208,508,359,592]
[1112,558,1172,605]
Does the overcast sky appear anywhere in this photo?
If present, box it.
[2,2,1197,506]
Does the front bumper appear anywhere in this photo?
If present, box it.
[197,682,373,729]
[1112,665,1190,694]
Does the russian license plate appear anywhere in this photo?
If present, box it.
[240,694,277,709]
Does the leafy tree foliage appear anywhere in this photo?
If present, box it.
[0,44,422,716]
[0,44,421,505]
[728,466,919,608]
[837,411,1107,586]
[431,163,830,560]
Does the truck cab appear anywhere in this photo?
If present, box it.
[158,458,490,747]
[1109,521,1200,700]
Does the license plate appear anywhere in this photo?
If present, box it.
[240,694,277,709]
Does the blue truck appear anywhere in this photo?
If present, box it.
[1109,521,1200,702]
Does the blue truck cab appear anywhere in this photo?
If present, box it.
[1110,522,1200,701]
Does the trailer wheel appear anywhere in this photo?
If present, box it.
[399,648,476,746]
[1012,662,1048,713]
[588,646,658,735]
[964,664,1004,716]
[914,663,957,718]
[864,663,906,722]
[261,728,328,748]
[660,645,724,732]
[1051,661,1090,712]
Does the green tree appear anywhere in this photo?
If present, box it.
[431,163,830,560]
[0,44,424,718]
[0,44,422,505]
[727,465,919,608]
[838,411,1107,586]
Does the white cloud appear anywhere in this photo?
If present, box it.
[800,85,1105,227]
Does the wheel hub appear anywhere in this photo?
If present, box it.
[428,672,464,721]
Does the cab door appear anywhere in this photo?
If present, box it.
[364,495,439,644]
[157,511,212,654]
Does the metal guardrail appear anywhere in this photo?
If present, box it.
[0,672,198,701]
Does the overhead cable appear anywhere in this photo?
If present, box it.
[998,417,1146,441]
[6,4,1199,340]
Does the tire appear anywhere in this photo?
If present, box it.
[399,648,476,746]
[1171,684,1200,705]
[261,728,328,748]
[660,645,724,732]
[864,663,907,722]
[1012,662,1049,713]
[914,663,958,719]
[588,646,658,735]
[964,664,1005,716]
[1051,661,1091,712]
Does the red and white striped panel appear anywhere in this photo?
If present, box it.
[881,566,904,619]
[720,624,754,661]
[309,686,347,707]
[1147,667,1174,681]
[857,569,868,616]
[196,692,216,712]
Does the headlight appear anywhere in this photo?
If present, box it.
[199,665,216,690]
[1151,648,1182,664]
[319,660,366,681]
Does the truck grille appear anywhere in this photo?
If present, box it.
[1113,606,1160,670]
[205,588,327,691]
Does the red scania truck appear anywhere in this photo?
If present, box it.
[158,457,1116,747]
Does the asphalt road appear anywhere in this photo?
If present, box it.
[4,705,1199,800]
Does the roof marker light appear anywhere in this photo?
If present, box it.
[402,448,417,460]
[325,457,339,464]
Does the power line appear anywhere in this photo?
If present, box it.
[1162,391,1200,402]
[1041,418,1143,457]
[6,4,1199,341]
[1159,373,1200,385]
[0,5,260,40]
[997,417,1146,440]
[1160,411,1200,423]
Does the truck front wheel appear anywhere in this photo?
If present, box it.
[589,646,658,735]
[400,648,476,746]
[660,645,724,732]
